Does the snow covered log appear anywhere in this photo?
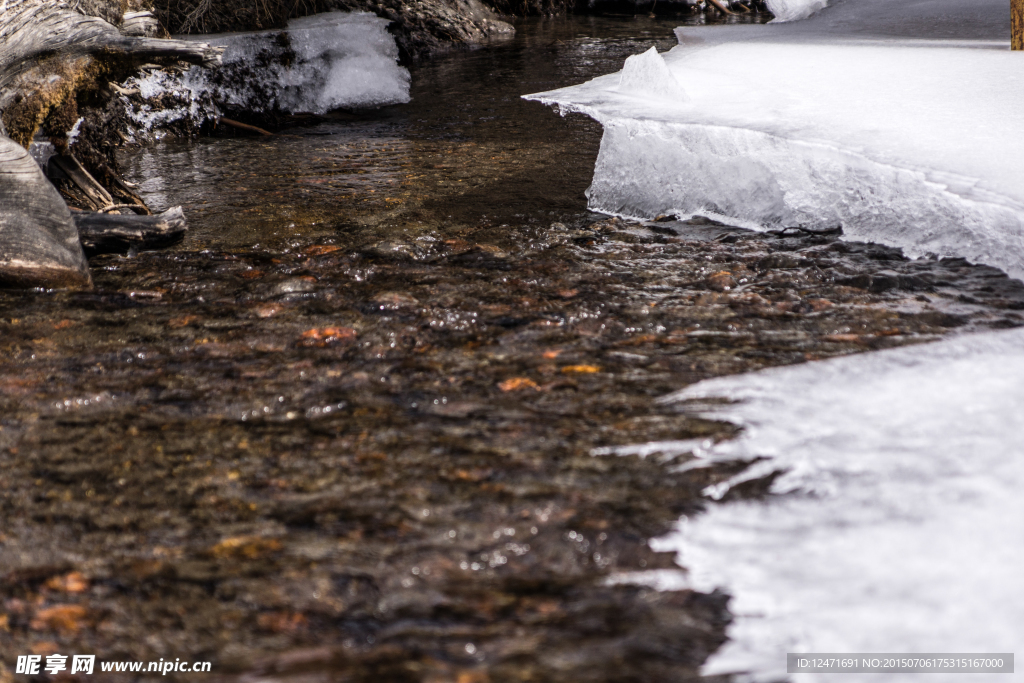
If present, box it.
[0,0,221,289]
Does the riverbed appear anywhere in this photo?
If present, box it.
[2,15,1023,682]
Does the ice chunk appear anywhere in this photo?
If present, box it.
[224,11,411,114]
[125,11,410,137]
[615,47,688,102]
[765,0,827,23]
[649,327,1024,681]
[525,0,1024,278]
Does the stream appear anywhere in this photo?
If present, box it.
[2,14,1023,682]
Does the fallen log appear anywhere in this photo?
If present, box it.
[0,0,222,288]
[74,206,187,256]
[121,10,164,38]
[0,1,222,93]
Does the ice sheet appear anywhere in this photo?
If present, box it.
[526,0,1024,278]
[713,0,1010,43]
[126,11,409,136]
[648,328,1024,682]
[527,2,1024,678]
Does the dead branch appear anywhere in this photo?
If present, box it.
[219,117,276,136]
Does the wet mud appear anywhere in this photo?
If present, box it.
[2,15,1023,683]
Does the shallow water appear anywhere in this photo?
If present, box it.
[2,14,1023,682]
[122,15,702,250]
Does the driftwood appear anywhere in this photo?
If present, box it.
[45,151,151,213]
[121,11,164,38]
[74,206,187,256]
[0,0,222,288]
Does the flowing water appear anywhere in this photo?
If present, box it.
[2,15,1023,682]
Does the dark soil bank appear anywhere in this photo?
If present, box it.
[3,16,1024,683]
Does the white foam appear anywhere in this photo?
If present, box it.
[526,0,1024,278]
[125,11,409,136]
[650,328,1024,681]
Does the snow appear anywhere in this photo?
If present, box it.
[764,0,828,23]
[126,11,409,136]
[525,0,1024,279]
[527,1,1024,678]
[615,47,688,102]
[646,327,1024,682]
[27,139,56,171]
[207,11,411,114]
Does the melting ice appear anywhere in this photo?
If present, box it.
[653,328,1024,681]
[526,0,1024,279]
[126,11,410,136]
[527,0,1024,678]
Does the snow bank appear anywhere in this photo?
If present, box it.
[529,2,1024,678]
[526,0,1024,278]
[126,11,409,136]
[648,328,1024,681]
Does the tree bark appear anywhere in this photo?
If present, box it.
[1013,0,1024,50]
[0,0,221,288]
